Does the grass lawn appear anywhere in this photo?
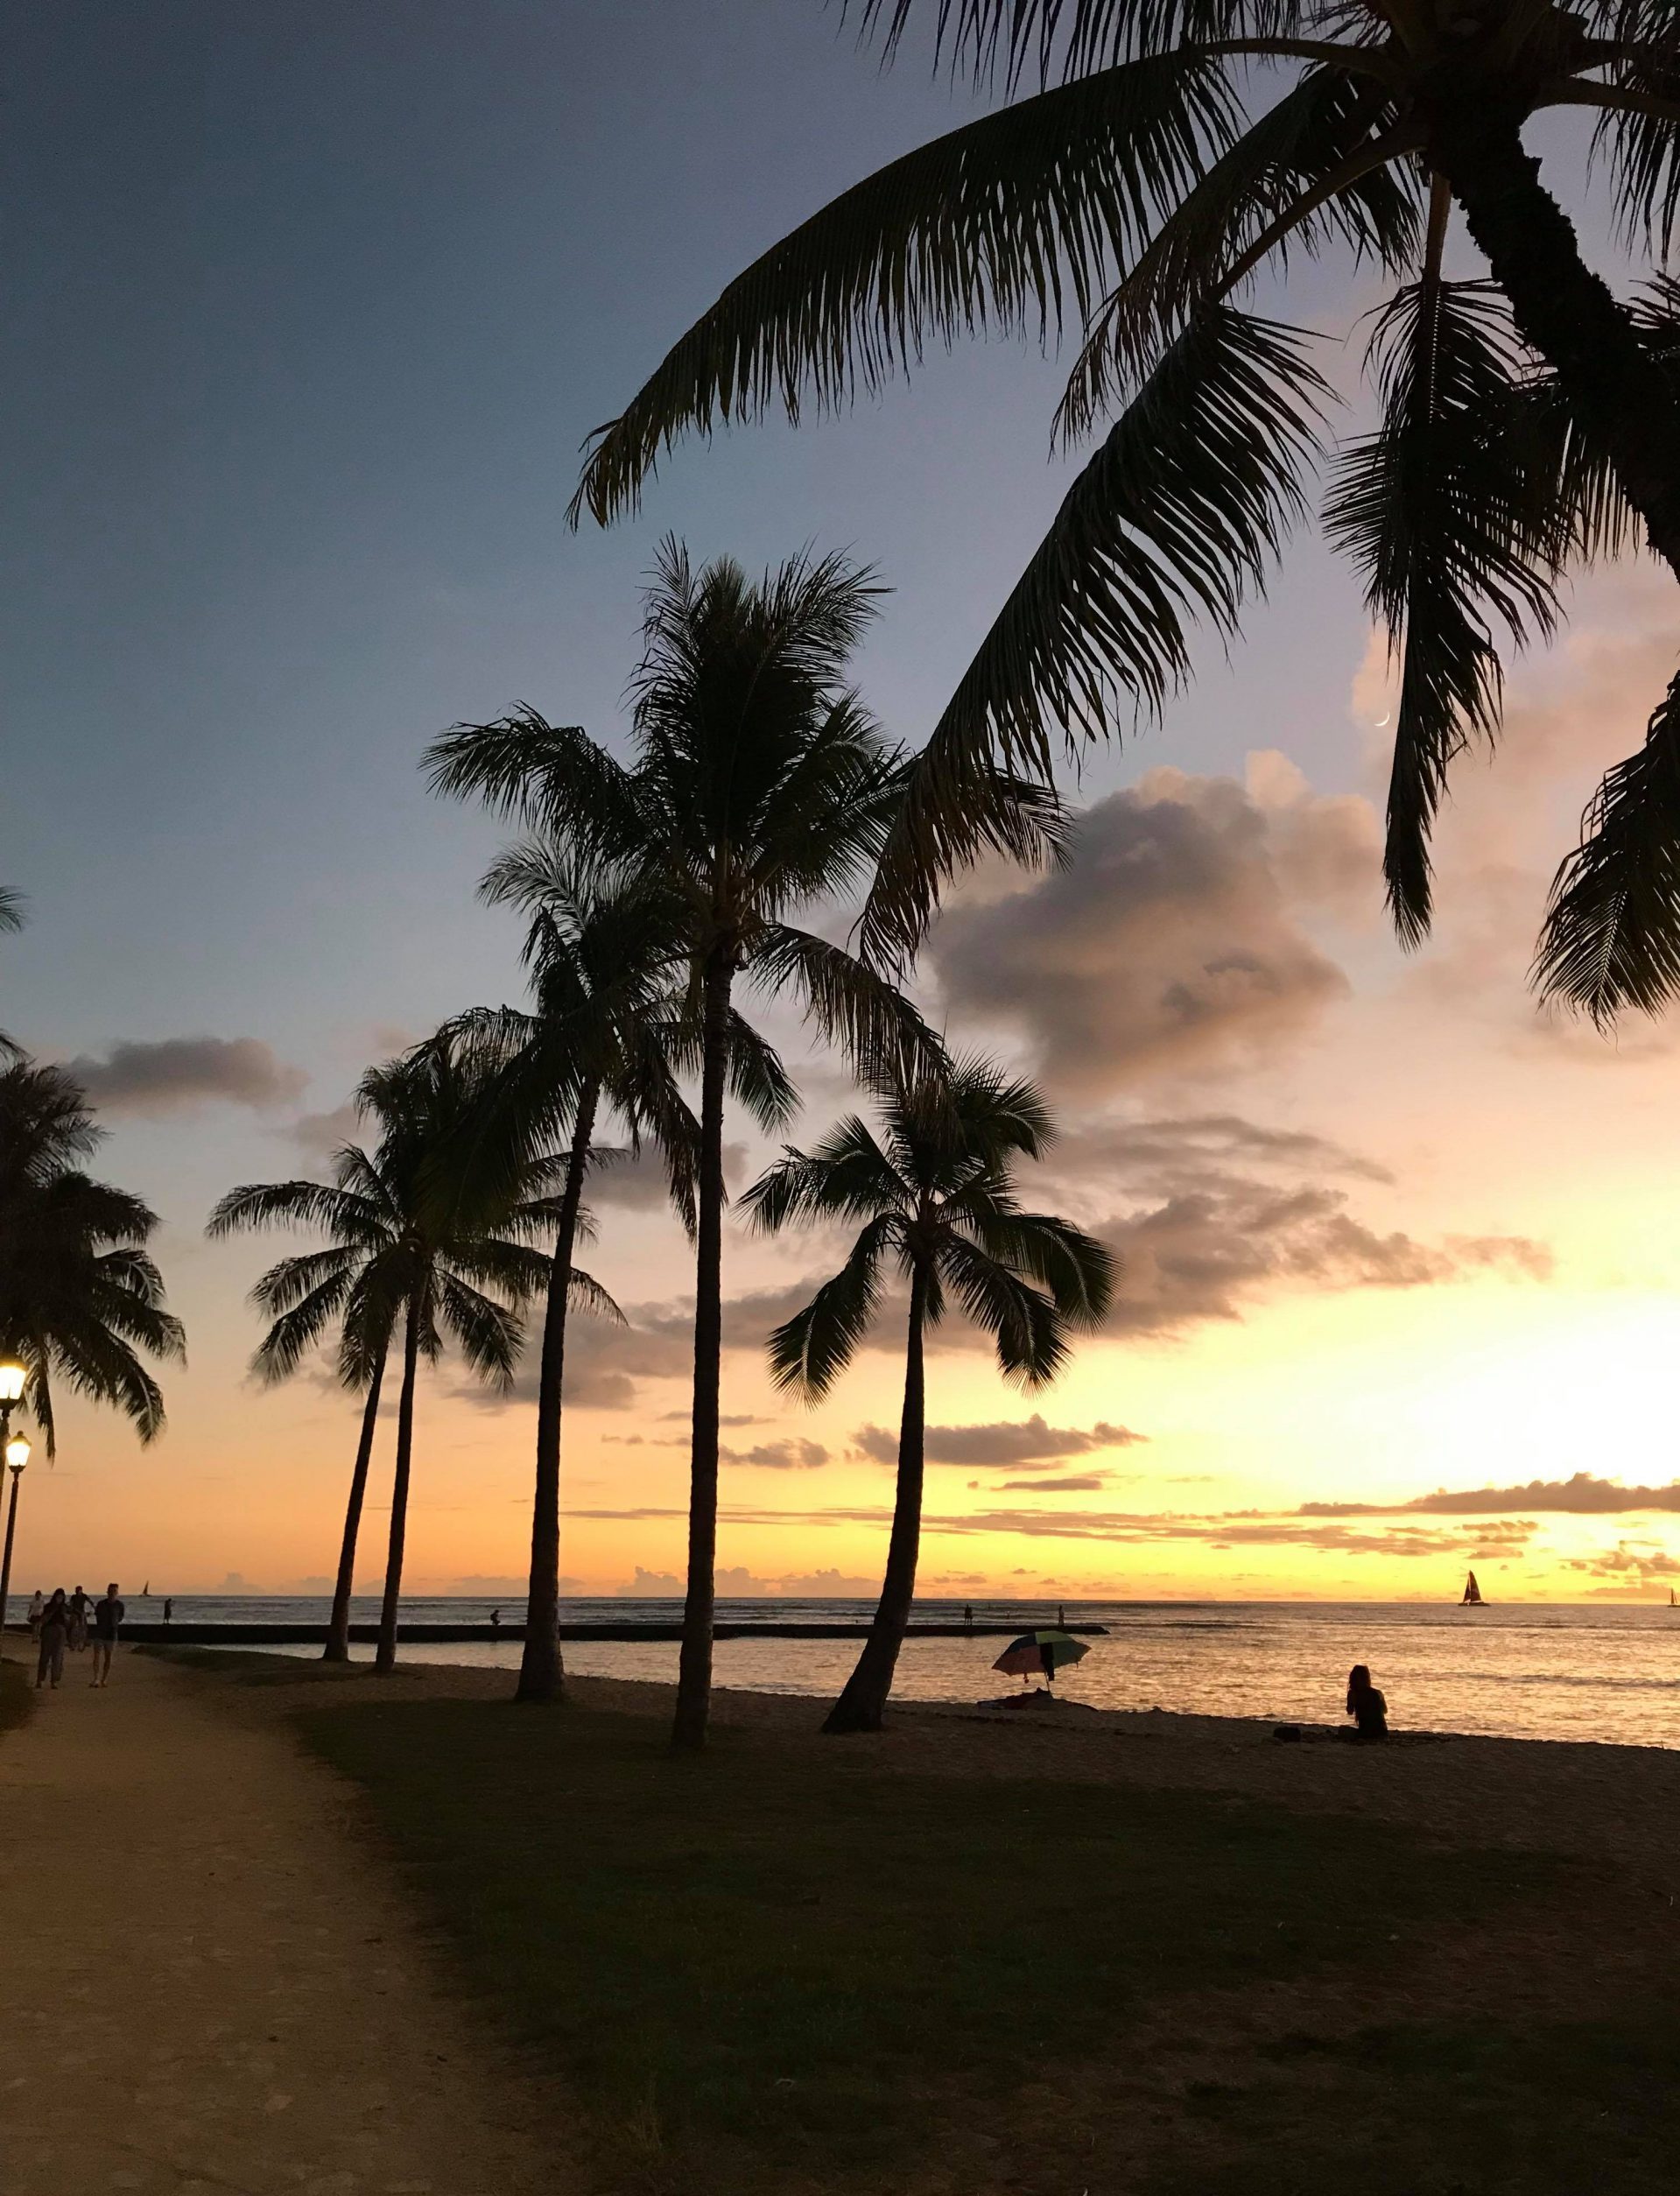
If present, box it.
[294,1693,1680,2196]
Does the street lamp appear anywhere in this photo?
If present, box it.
[0,1430,29,1644]
[0,1363,29,1647]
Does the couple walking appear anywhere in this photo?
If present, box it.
[34,1583,123,1689]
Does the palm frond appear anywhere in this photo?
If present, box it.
[858,0,1310,85]
[937,1233,1067,1385]
[569,53,1240,525]
[1058,69,1419,443]
[749,925,944,1087]
[567,1267,626,1326]
[764,1214,897,1398]
[0,887,24,933]
[1325,274,1564,941]
[861,305,1329,961]
[1533,665,1680,1023]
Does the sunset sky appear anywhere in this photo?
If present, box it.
[10,1,1680,1603]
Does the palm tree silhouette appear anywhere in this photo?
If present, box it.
[0,1059,185,1455]
[212,1032,608,1672]
[448,850,699,1704]
[571,0,1680,1022]
[744,1057,1113,1734]
[428,540,942,1749]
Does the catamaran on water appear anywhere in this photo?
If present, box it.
[1461,1571,1484,1606]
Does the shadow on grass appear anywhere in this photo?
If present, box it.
[299,1696,1578,2195]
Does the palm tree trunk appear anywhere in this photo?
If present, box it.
[516,1080,599,1706]
[323,1350,385,1663]
[823,1263,928,1736]
[671,948,733,1754]
[1430,102,1680,579]
[375,1290,423,1676]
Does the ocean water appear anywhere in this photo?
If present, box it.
[141,1594,1680,1749]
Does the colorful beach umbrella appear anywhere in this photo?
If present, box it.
[992,1629,1090,1683]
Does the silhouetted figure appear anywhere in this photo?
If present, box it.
[489,1608,502,1631]
[36,1589,69,1689]
[1345,1664,1388,1742]
[1057,1603,1065,1628]
[26,1589,43,1638]
[963,1603,973,1629]
[67,1585,90,1653]
[163,1597,173,1623]
[91,1582,124,1687]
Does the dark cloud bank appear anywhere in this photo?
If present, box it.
[68,1035,306,1116]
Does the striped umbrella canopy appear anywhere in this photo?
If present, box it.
[992,1629,1090,1681]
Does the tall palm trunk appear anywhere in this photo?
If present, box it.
[1429,102,1680,579]
[516,1081,599,1705]
[671,948,733,1753]
[323,1348,386,1663]
[375,1288,424,1676]
[824,1263,928,1735]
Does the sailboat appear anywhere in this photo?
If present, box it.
[1461,1570,1484,1606]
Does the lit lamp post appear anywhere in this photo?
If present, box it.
[0,1362,28,1646]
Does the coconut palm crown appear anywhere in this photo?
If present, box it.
[570,0,1680,1024]
[0,1059,185,1455]
[743,1055,1113,1733]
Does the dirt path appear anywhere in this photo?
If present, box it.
[0,1643,557,2196]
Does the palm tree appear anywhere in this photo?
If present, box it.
[427,541,950,1749]
[208,1069,434,1664]
[1,887,25,1061]
[570,0,1680,1022]
[212,1033,601,1672]
[0,1059,185,1454]
[743,1058,1113,1734]
[449,849,699,1705]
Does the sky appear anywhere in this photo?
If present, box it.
[7,1,1680,1603]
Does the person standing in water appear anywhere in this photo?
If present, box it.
[36,1590,70,1688]
[90,1582,124,1687]
[1345,1664,1388,1742]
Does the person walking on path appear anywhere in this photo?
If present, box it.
[67,1586,91,1654]
[90,1583,124,1688]
[27,1588,44,1638]
[36,1589,69,1688]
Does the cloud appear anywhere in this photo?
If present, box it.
[720,1438,830,1470]
[928,762,1379,1094]
[1562,1539,1680,1595]
[1021,1108,1550,1337]
[852,1413,1147,1467]
[1304,1472,1680,1517]
[994,1474,1112,1492]
[615,1562,880,1596]
[287,1101,361,1165]
[68,1036,306,1117]
[591,1141,748,1210]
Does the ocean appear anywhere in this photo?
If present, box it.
[131,1594,1680,1749]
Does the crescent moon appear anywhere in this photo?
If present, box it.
[1374,713,1391,727]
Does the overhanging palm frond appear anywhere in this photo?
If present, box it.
[938,1233,1067,1384]
[569,53,1240,525]
[1058,67,1419,442]
[1325,272,1564,941]
[1533,666,1680,1022]
[424,707,648,868]
[0,888,24,933]
[861,304,1330,961]
[858,0,1310,85]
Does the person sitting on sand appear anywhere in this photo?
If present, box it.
[1345,1664,1388,1742]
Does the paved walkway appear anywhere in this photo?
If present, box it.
[0,1643,555,2196]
